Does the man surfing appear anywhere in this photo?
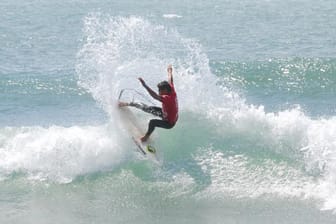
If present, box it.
[119,65,178,142]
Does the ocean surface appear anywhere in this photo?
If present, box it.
[1,0,336,223]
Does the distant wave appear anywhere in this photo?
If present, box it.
[162,14,182,19]
[212,58,336,97]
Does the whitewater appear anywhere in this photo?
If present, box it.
[1,0,336,223]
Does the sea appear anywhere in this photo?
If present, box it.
[1,0,336,223]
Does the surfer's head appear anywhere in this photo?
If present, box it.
[157,81,171,94]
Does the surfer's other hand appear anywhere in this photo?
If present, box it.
[138,77,146,86]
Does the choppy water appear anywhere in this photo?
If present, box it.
[1,0,336,223]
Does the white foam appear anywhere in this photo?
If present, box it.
[194,148,318,200]
[0,125,126,183]
[76,14,234,115]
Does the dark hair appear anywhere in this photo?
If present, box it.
[157,81,171,92]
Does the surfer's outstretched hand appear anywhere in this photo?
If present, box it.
[167,64,172,73]
[138,77,146,86]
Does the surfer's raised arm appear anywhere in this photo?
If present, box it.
[167,64,173,85]
[138,77,162,102]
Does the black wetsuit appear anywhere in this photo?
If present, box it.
[129,102,174,136]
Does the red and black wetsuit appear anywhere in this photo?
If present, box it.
[130,83,178,136]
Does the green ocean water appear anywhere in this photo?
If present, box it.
[1,0,336,223]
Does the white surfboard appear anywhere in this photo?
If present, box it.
[118,106,159,162]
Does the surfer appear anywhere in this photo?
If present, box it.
[119,65,178,142]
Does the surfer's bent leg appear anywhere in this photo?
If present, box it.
[130,102,163,118]
[146,119,174,137]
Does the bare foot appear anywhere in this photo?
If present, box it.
[140,135,149,142]
[118,101,129,107]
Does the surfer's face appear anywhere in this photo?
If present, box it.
[159,89,168,95]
